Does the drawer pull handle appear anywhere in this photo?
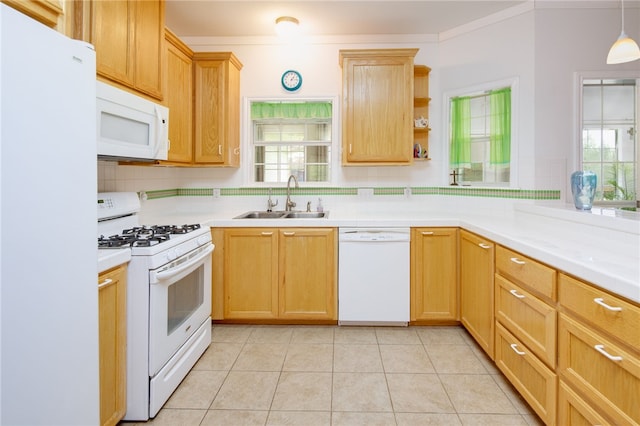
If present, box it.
[510,343,526,356]
[509,289,526,299]
[593,298,622,312]
[594,344,623,362]
[261,232,273,236]
[510,257,526,265]
[283,232,296,236]
[478,243,491,249]
[98,278,113,289]
[422,231,434,235]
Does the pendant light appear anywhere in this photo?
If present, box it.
[606,0,640,64]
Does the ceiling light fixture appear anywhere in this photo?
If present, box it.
[606,0,640,64]
[275,16,299,37]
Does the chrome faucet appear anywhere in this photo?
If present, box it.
[286,174,299,211]
[266,188,278,212]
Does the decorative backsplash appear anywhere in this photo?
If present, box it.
[142,187,561,201]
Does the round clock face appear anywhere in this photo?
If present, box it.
[281,70,302,91]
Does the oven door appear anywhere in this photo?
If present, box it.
[148,242,213,376]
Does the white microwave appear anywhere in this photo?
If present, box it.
[96,81,169,161]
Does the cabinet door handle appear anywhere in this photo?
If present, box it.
[421,231,434,235]
[349,144,352,154]
[283,232,296,236]
[218,145,222,155]
[593,298,622,312]
[261,232,273,236]
[509,289,526,299]
[594,344,623,362]
[510,343,526,356]
[510,257,526,265]
[98,278,113,289]
[234,147,240,155]
[478,243,491,249]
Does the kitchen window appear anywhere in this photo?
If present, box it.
[250,100,333,184]
[580,78,638,207]
[449,85,513,186]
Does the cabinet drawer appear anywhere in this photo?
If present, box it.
[495,275,556,368]
[496,245,556,300]
[559,273,640,350]
[495,322,557,425]
[557,381,612,426]
[558,314,640,425]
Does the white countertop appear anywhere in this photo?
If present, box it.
[138,199,640,303]
[98,248,131,274]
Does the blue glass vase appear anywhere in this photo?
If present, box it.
[570,171,597,210]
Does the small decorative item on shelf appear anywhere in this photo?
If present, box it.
[570,171,597,210]
[414,116,428,128]
[413,143,428,159]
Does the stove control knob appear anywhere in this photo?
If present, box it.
[167,249,178,261]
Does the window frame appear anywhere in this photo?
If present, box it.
[574,71,639,208]
[243,96,340,187]
[444,77,519,188]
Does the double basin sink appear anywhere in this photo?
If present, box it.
[234,210,329,219]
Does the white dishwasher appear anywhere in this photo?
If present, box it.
[338,228,410,326]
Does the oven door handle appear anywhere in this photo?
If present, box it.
[153,243,214,283]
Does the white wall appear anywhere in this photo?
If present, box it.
[100,3,639,196]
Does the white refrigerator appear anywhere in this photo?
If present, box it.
[0,4,99,425]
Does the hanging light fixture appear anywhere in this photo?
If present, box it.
[606,0,640,64]
[275,16,299,37]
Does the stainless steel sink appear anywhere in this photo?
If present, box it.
[234,210,328,219]
[284,211,328,219]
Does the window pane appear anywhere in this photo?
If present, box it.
[252,100,332,184]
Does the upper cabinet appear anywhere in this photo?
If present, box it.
[2,0,63,29]
[85,0,164,100]
[193,52,243,167]
[340,48,418,165]
[163,29,193,164]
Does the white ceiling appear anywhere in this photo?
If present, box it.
[164,0,534,38]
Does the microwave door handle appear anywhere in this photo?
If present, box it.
[153,244,214,282]
[153,105,166,159]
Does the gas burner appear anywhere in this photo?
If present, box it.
[98,224,202,249]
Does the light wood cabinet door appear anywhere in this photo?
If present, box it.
[411,227,458,323]
[224,228,278,319]
[278,228,337,320]
[340,49,417,165]
[89,0,163,100]
[164,29,193,163]
[460,230,495,359]
[91,0,132,88]
[495,322,557,425]
[98,265,127,426]
[193,52,242,166]
[132,0,163,99]
[558,313,640,425]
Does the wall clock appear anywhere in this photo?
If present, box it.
[281,69,302,92]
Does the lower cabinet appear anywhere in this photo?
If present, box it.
[410,227,458,323]
[220,227,337,321]
[98,265,127,426]
[459,229,495,359]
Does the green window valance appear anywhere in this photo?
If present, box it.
[251,102,332,120]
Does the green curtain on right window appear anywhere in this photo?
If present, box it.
[489,87,511,165]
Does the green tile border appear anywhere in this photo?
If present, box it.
[143,186,560,201]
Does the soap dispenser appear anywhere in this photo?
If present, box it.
[317,198,324,213]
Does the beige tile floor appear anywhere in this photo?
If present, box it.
[123,324,544,426]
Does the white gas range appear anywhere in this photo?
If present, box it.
[98,192,213,420]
